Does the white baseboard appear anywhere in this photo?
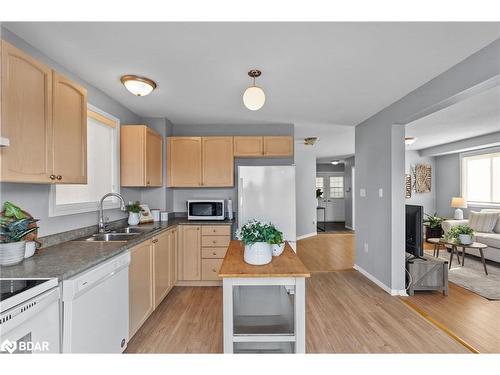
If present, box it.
[353,264,407,296]
[345,225,353,230]
[297,232,317,240]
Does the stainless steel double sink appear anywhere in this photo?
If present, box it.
[76,226,151,242]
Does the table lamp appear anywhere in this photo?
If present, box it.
[451,197,467,220]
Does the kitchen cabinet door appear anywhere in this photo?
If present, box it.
[263,136,294,157]
[153,231,170,309]
[129,241,154,339]
[233,136,263,157]
[202,136,234,187]
[121,126,145,186]
[145,128,163,187]
[0,40,54,183]
[169,228,178,287]
[167,137,202,187]
[52,71,88,183]
[178,225,201,281]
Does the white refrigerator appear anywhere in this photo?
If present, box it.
[238,166,297,250]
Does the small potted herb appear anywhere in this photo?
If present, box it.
[125,201,142,226]
[0,202,39,266]
[316,188,323,207]
[236,220,284,265]
[423,213,444,240]
[444,224,474,245]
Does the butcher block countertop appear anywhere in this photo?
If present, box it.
[219,240,310,278]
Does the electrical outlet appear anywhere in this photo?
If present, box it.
[379,188,383,198]
[360,188,366,197]
[364,243,369,253]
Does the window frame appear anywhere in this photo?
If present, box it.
[460,147,500,209]
[329,175,345,199]
[48,104,121,217]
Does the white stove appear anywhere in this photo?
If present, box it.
[0,278,60,354]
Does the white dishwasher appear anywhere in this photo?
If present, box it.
[62,251,130,353]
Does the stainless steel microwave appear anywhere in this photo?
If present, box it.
[187,200,225,220]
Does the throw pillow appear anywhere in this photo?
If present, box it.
[469,211,499,233]
[481,209,500,233]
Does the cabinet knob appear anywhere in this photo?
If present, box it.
[212,252,217,255]
[212,269,217,272]
[213,229,216,233]
[147,181,150,185]
[213,240,217,244]
[49,174,56,180]
[56,175,62,180]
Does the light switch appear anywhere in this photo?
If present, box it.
[360,188,366,197]
[379,188,383,198]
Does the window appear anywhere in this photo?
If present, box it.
[49,106,120,216]
[316,177,324,196]
[461,149,500,206]
[329,176,344,198]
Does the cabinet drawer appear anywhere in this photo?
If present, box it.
[202,259,224,281]
[201,225,231,236]
[201,235,230,247]
[202,247,227,259]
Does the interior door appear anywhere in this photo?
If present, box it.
[52,71,87,184]
[202,136,234,186]
[146,128,163,187]
[167,137,202,187]
[0,40,54,183]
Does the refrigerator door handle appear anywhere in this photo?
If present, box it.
[238,177,244,227]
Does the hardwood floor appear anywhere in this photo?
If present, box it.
[401,244,500,353]
[126,233,470,353]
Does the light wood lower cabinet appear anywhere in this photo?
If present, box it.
[202,258,224,281]
[129,241,154,339]
[178,225,201,281]
[153,231,170,309]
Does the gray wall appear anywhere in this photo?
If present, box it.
[355,38,500,292]
[170,123,294,214]
[296,143,317,237]
[0,27,146,236]
[405,150,436,215]
[435,153,460,218]
[344,156,355,229]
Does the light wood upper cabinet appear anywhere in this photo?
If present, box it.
[263,136,294,157]
[121,125,163,187]
[202,137,234,187]
[52,71,87,184]
[129,241,154,339]
[167,137,202,187]
[0,40,88,184]
[233,136,263,157]
[153,231,170,309]
[178,225,201,281]
[1,40,53,183]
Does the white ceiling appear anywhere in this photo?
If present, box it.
[406,84,500,151]
[5,22,500,158]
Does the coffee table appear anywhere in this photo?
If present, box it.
[427,238,448,258]
[427,238,489,275]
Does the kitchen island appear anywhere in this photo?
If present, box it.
[219,240,310,353]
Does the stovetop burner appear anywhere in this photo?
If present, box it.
[0,279,50,302]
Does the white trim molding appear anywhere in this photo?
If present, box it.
[354,264,407,296]
[297,232,317,240]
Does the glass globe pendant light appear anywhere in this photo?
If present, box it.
[243,69,266,111]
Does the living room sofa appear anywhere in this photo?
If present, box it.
[442,209,500,263]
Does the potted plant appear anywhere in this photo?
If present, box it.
[0,202,39,266]
[423,213,444,240]
[236,220,284,265]
[444,224,474,245]
[316,188,323,207]
[125,201,142,226]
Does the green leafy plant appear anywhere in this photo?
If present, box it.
[236,219,284,246]
[1,201,39,243]
[125,201,142,214]
[444,224,474,242]
[423,213,443,229]
[316,188,323,199]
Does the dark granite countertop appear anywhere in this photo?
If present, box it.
[0,218,234,281]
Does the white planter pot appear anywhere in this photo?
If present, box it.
[128,212,140,226]
[244,242,272,265]
[0,241,26,266]
[458,234,472,245]
[272,243,285,257]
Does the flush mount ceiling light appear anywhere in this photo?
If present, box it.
[331,160,340,165]
[120,75,157,97]
[243,69,266,111]
[405,137,417,145]
[304,137,319,146]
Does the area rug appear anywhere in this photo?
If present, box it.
[426,249,500,300]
